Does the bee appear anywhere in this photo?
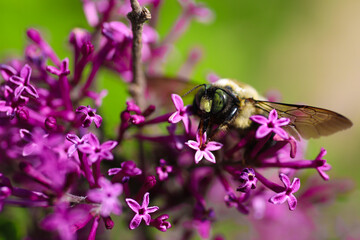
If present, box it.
[192,79,353,140]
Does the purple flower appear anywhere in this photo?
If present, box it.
[315,148,332,181]
[76,105,103,128]
[168,94,191,133]
[236,168,257,193]
[87,177,123,217]
[77,133,117,164]
[269,173,300,211]
[41,203,90,240]
[9,64,39,101]
[156,159,173,181]
[185,132,223,164]
[250,109,290,139]
[150,214,172,232]
[125,192,159,230]
[102,21,132,43]
[0,184,11,212]
[108,161,142,181]
[66,133,90,157]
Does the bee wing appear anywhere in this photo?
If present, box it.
[252,100,353,139]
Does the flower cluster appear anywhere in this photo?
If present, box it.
[0,0,351,239]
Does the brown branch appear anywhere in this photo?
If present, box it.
[127,0,151,110]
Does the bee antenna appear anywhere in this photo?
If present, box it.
[181,84,207,97]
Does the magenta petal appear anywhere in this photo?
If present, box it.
[206,141,223,151]
[67,145,77,157]
[256,125,271,139]
[146,206,159,214]
[143,214,151,225]
[9,76,23,86]
[273,128,289,139]
[23,143,37,156]
[279,173,291,188]
[194,151,204,164]
[101,141,118,151]
[87,133,100,147]
[20,64,31,80]
[100,151,113,160]
[276,117,290,126]
[78,144,94,154]
[66,134,80,144]
[203,151,216,163]
[129,215,142,230]
[126,198,141,213]
[168,112,181,123]
[87,190,102,202]
[250,115,268,124]
[88,153,99,163]
[182,115,190,133]
[287,194,297,211]
[268,109,278,121]
[93,116,102,128]
[269,192,287,204]
[185,140,200,150]
[142,192,149,208]
[171,94,184,111]
[108,168,121,176]
[290,177,300,192]
[76,105,87,114]
[25,84,39,98]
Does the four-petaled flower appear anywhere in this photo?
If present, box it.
[108,161,142,183]
[168,94,191,133]
[9,64,39,101]
[269,173,300,211]
[66,133,90,157]
[236,168,257,193]
[125,192,159,230]
[250,109,290,139]
[76,105,102,128]
[87,177,123,217]
[156,159,173,181]
[185,132,223,164]
[78,133,117,164]
[315,148,332,181]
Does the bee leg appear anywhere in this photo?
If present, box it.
[208,124,229,141]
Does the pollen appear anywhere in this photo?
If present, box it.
[200,98,212,113]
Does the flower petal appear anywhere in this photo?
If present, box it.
[269,192,287,205]
[146,206,159,214]
[279,173,291,188]
[142,192,149,208]
[256,125,271,139]
[206,141,223,151]
[268,109,278,121]
[126,198,141,213]
[290,177,300,192]
[194,150,204,164]
[171,94,184,111]
[203,150,216,163]
[129,214,142,230]
[185,140,200,150]
[287,194,297,211]
[168,112,181,123]
[101,141,118,151]
[250,115,268,124]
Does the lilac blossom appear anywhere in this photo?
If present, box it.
[78,132,117,164]
[9,64,38,101]
[250,109,290,139]
[168,94,191,133]
[156,159,173,181]
[236,168,258,193]
[87,177,123,217]
[41,203,91,240]
[185,132,223,164]
[125,192,159,230]
[0,0,352,239]
[75,105,102,128]
[269,173,300,211]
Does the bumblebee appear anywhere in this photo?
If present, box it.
[192,79,353,140]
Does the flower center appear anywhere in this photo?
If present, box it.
[138,208,145,215]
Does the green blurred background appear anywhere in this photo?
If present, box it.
[0,0,359,239]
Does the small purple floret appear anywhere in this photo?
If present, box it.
[185,132,223,164]
[236,168,257,193]
[250,109,290,139]
[125,192,159,230]
[269,173,300,211]
[168,94,191,133]
[76,105,102,128]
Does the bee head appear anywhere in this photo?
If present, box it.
[192,84,239,137]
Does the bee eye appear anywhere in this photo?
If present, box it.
[212,89,227,113]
